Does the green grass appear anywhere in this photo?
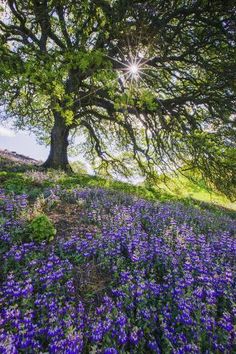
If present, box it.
[152,174,236,211]
[0,153,235,214]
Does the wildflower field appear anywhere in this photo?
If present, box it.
[1,0,236,351]
[0,184,235,353]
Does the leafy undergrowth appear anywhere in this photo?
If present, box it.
[0,185,235,353]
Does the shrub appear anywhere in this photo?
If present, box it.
[28,214,56,242]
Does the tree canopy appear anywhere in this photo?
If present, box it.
[0,0,235,198]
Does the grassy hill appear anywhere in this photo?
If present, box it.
[0,150,235,353]
[1,149,235,212]
[149,173,236,211]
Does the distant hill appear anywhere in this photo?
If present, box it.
[0,149,40,166]
[0,149,42,174]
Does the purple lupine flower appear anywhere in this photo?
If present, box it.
[0,187,235,353]
[104,348,118,354]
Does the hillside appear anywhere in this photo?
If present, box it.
[1,1,235,352]
[0,150,235,353]
[0,149,235,212]
[0,148,41,171]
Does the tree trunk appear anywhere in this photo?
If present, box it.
[42,112,72,171]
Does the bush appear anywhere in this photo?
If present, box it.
[28,214,56,242]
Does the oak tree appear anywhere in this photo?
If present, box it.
[0,0,235,197]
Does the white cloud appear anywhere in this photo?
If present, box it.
[0,126,15,137]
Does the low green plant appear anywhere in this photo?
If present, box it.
[3,175,27,194]
[28,214,56,243]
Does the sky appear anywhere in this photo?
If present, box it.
[0,125,49,161]
[0,124,90,166]
[0,124,143,183]
[0,124,95,175]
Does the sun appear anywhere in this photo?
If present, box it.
[129,63,139,75]
[107,50,150,85]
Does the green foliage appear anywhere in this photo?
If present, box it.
[1,172,52,200]
[70,161,88,174]
[0,1,235,198]
[137,89,157,111]
[3,175,28,194]
[28,214,56,243]
[53,82,65,99]
[62,109,74,126]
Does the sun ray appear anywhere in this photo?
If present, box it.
[142,66,157,71]
[116,45,128,61]
[106,55,130,68]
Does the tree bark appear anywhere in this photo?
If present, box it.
[42,112,72,171]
